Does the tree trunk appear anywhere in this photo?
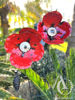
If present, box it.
[1,15,8,35]
[0,4,9,36]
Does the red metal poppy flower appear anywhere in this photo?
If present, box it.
[37,11,71,44]
[5,28,44,69]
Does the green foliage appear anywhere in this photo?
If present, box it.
[47,48,75,99]
[0,0,8,7]
[20,68,54,100]
[66,48,75,99]
[0,27,3,37]
[66,48,75,84]
[20,11,25,18]
[0,88,24,100]
[0,81,11,89]
[0,68,13,75]
[49,48,61,74]
[0,62,14,90]
[47,49,62,88]
[0,88,12,99]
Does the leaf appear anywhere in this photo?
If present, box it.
[66,48,75,84]
[49,48,61,74]
[0,88,12,99]
[20,68,54,100]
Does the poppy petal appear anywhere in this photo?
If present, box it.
[43,11,62,27]
[10,48,32,69]
[5,27,45,69]
[37,22,63,44]
[5,31,41,53]
[19,28,42,42]
[30,43,44,61]
[57,21,71,39]
[37,22,48,38]
[19,28,34,34]
[46,39,64,44]
[5,34,20,53]
[43,34,64,44]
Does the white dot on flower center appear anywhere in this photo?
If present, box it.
[19,42,30,53]
[47,27,57,36]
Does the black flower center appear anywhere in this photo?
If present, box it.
[24,46,27,49]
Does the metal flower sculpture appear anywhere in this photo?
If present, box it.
[37,11,71,44]
[5,28,44,69]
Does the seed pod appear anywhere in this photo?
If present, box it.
[13,71,20,91]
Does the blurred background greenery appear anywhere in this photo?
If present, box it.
[0,0,75,100]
